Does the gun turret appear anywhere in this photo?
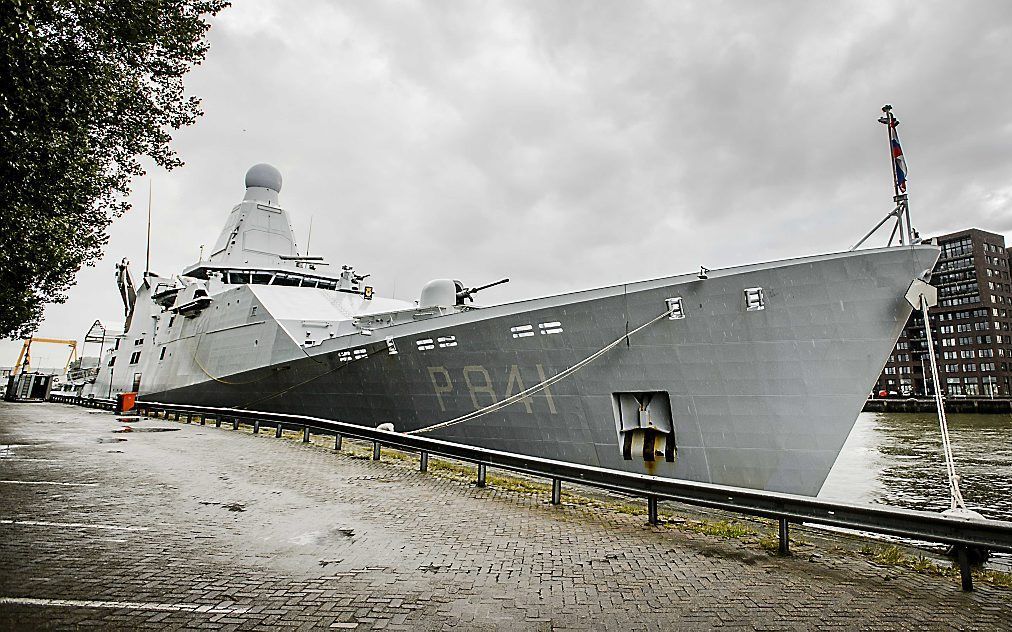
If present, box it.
[455,278,509,305]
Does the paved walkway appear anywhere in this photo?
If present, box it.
[0,402,1008,630]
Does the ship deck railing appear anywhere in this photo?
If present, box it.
[47,393,1012,593]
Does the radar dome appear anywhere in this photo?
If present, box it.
[244,163,282,193]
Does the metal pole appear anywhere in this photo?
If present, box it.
[476,463,487,488]
[957,546,973,591]
[647,496,659,525]
[253,420,260,435]
[303,426,310,443]
[215,415,221,428]
[334,434,342,451]
[551,479,562,505]
[881,105,914,246]
[372,441,381,460]
[419,451,428,472]
[275,423,283,438]
[145,180,152,276]
[232,417,239,431]
[778,518,791,556]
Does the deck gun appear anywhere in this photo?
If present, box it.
[456,278,509,304]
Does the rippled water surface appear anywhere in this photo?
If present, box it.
[821,412,1012,522]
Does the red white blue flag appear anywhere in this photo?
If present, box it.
[886,118,908,192]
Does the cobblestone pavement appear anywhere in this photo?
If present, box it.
[1,402,1009,630]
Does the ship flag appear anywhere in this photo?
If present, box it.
[878,114,908,193]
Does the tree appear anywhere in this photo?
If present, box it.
[0,0,228,339]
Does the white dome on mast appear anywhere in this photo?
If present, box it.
[244,163,282,193]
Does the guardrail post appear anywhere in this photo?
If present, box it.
[372,441,381,460]
[778,518,790,556]
[275,423,283,438]
[476,463,487,488]
[419,451,428,472]
[551,479,562,505]
[956,546,973,591]
[303,426,310,443]
[232,417,239,431]
[199,414,206,426]
[647,496,659,525]
[334,435,342,451]
[253,419,260,435]
[214,416,221,428]
[185,413,192,424]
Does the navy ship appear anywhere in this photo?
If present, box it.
[88,163,938,496]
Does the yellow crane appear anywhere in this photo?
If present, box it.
[13,337,78,375]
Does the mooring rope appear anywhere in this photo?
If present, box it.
[919,294,967,510]
[407,305,676,435]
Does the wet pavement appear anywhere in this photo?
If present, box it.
[1,402,1010,630]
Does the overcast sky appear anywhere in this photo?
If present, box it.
[7,0,1012,368]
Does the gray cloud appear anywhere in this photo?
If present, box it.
[6,0,1012,366]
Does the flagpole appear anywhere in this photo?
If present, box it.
[881,104,911,245]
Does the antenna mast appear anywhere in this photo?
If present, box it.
[145,179,153,276]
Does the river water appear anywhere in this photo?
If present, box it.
[820,412,1012,568]
[821,412,1012,522]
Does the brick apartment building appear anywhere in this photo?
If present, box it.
[874,228,1012,398]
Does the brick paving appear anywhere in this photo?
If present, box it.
[0,402,1009,630]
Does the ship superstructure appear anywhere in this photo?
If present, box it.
[90,164,939,496]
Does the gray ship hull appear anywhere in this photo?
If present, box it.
[143,245,938,496]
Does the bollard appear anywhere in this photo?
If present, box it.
[334,434,342,451]
[253,420,260,434]
[778,518,790,556]
[372,441,381,460]
[186,413,192,424]
[419,451,428,472]
[551,479,562,505]
[199,414,206,426]
[275,423,283,438]
[957,546,973,591]
[647,496,659,525]
[232,417,239,431]
[215,416,221,428]
[303,426,310,443]
[476,463,486,488]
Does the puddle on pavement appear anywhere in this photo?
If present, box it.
[199,501,246,512]
[112,427,179,433]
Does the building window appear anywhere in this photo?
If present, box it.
[129,351,141,364]
[159,347,167,360]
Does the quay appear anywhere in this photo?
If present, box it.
[863,396,1012,414]
[2,402,1011,630]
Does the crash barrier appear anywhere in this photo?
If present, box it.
[49,394,1012,592]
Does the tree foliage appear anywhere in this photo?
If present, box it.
[0,0,228,339]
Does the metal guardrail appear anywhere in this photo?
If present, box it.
[50,394,117,410]
[49,394,1012,592]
